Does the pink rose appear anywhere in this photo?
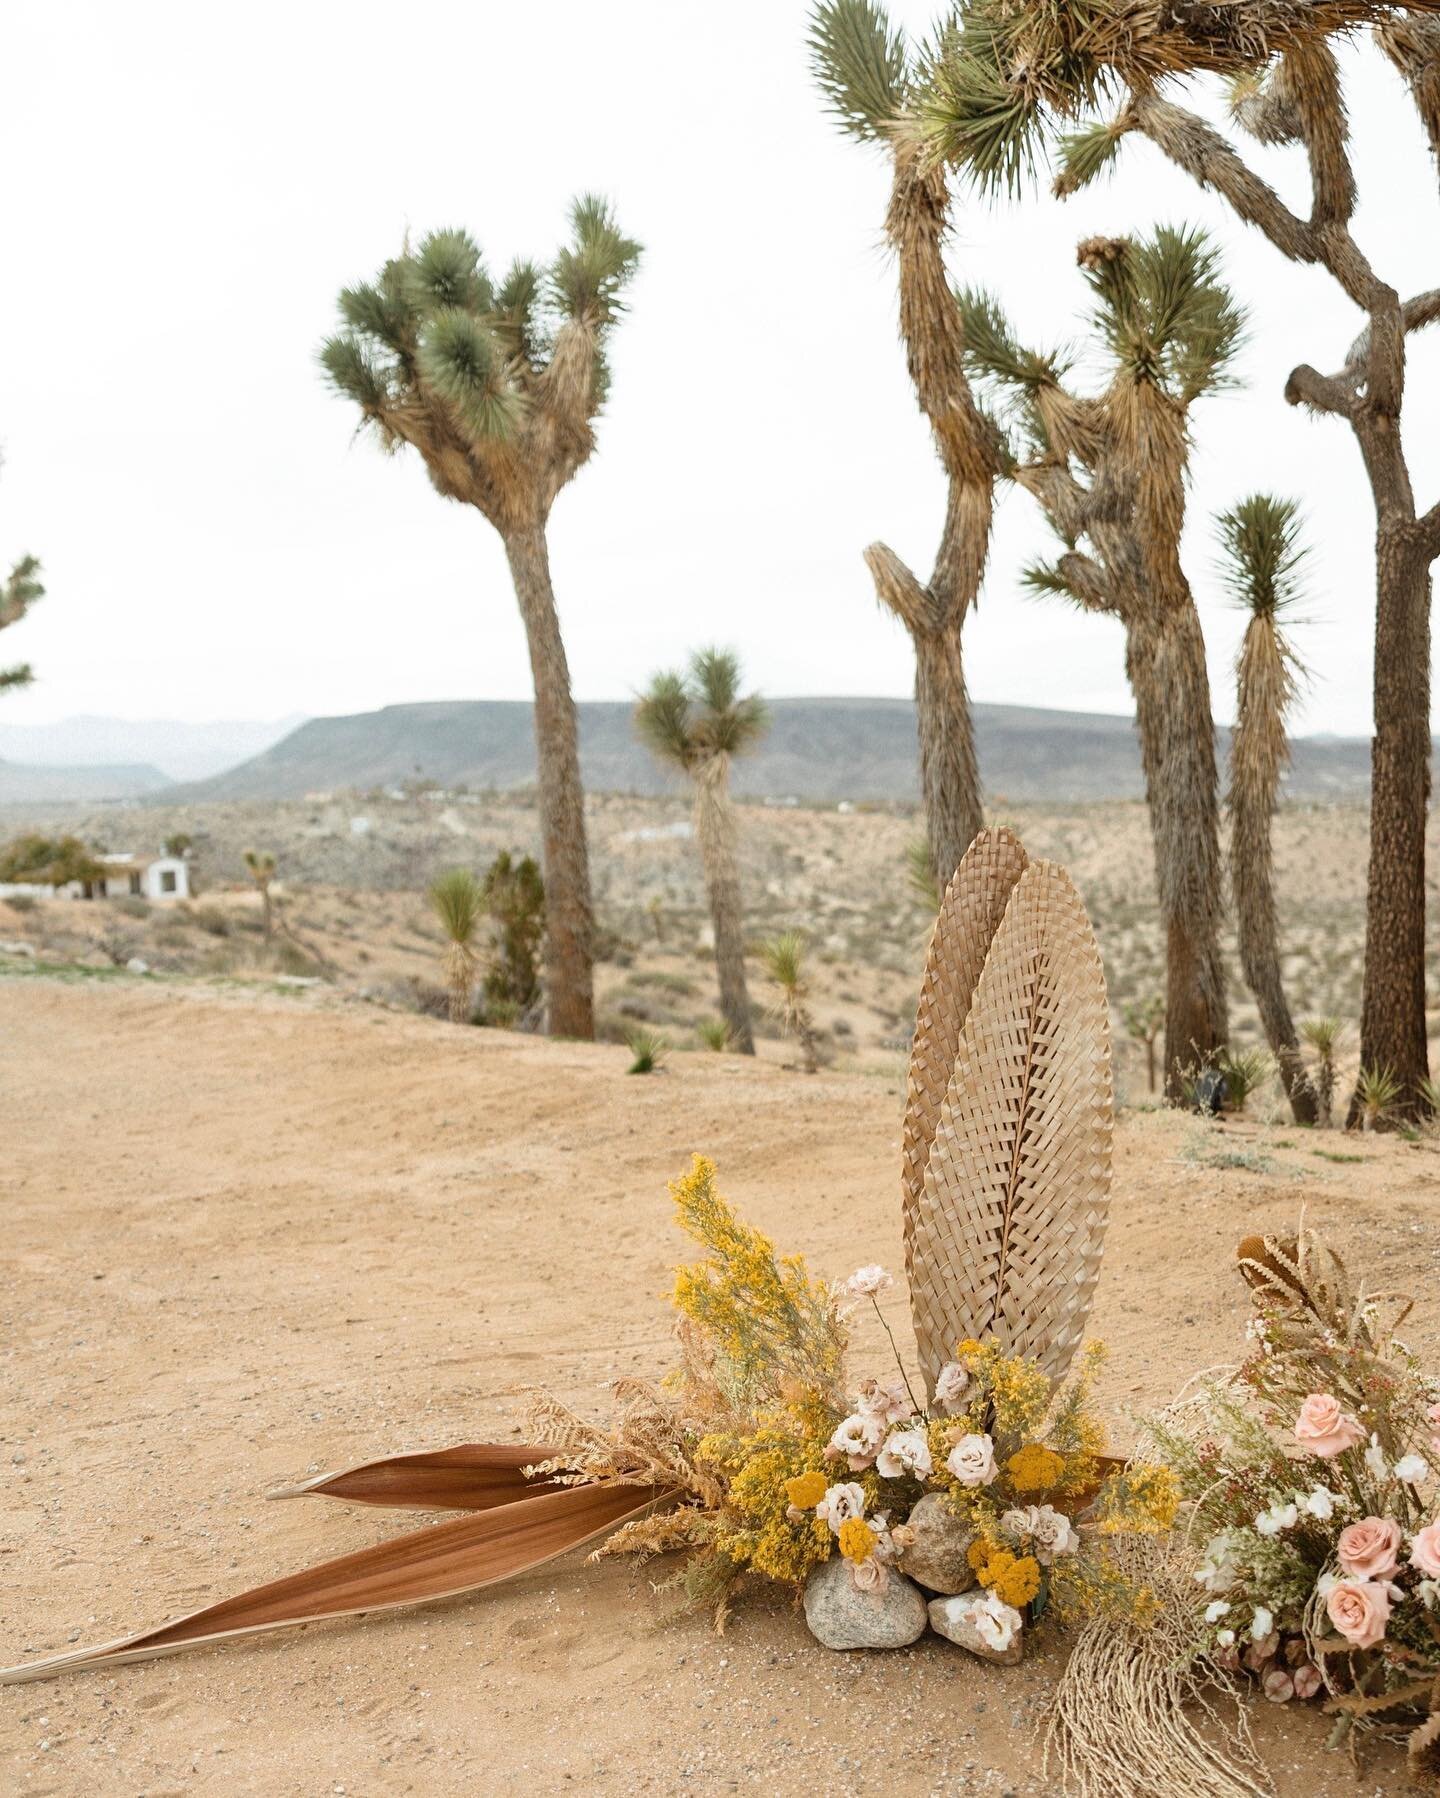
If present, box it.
[1294,1393,1366,1459]
[1337,1516,1402,1580]
[1410,1521,1440,1579]
[1325,1579,1392,1650]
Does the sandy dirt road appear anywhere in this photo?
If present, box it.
[4,975,1438,1794]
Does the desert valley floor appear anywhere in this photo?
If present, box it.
[4,974,1440,1794]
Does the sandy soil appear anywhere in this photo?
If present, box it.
[4,974,1440,1795]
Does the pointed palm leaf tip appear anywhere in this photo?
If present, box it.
[900,828,1029,1298]
[907,859,1113,1394]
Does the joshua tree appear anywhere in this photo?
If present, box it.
[1220,495,1316,1124]
[243,850,277,943]
[0,553,42,695]
[164,832,193,859]
[1302,1017,1346,1128]
[428,867,483,1025]
[321,199,641,1041]
[810,0,1007,883]
[1122,995,1165,1096]
[635,648,768,1055]
[954,227,1240,1096]
[762,930,821,1074]
[919,1,1440,1116]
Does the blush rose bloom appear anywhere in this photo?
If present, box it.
[933,1361,970,1415]
[1294,1393,1366,1459]
[841,1265,892,1300]
[946,1432,997,1488]
[876,1427,932,1481]
[856,1375,914,1427]
[1410,1521,1440,1579]
[1337,1516,1402,1581]
[1325,1578,1392,1650]
[816,1481,867,1535]
[827,1412,884,1471]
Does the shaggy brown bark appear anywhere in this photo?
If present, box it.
[862,145,1005,887]
[505,526,594,1040]
[1121,49,1440,1116]
[694,756,756,1055]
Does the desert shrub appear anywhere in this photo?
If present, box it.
[192,903,231,938]
[114,895,150,919]
[4,893,36,914]
[625,1027,668,1075]
[482,851,544,1010]
[483,996,520,1029]
[1215,1046,1272,1115]
[696,1017,731,1052]
[274,939,324,978]
[0,833,104,885]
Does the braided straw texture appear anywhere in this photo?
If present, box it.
[901,828,1029,1297]
[907,859,1113,1393]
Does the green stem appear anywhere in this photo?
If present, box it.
[872,1296,923,1418]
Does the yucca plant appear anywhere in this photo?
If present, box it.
[761,930,821,1074]
[1302,1017,1347,1129]
[1415,1074,1440,1132]
[0,552,43,695]
[1355,1063,1404,1133]
[809,0,1005,883]
[242,850,277,943]
[696,1017,732,1053]
[955,226,1241,1097]
[624,1027,668,1076]
[905,837,942,913]
[321,199,641,1043]
[918,0,1440,1118]
[428,868,484,1025]
[1121,995,1165,1096]
[635,649,768,1055]
[1216,1045,1274,1117]
[1221,494,1316,1125]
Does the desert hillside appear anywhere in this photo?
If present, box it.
[3,974,1435,1794]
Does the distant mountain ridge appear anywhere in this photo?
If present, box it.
[0,758,171,803]
[0,714,301,784]
[166,696,1378,806]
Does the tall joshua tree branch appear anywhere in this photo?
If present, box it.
[812,1,1007,885]
[0,553,43,693]
[321,201,641,1041]
[958,229,1240,1095]
[1219,495,1316,1124]
[921,0,1440,1117]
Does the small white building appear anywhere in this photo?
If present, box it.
[0,850,192,904]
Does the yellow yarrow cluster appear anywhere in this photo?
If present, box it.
[972,1545,1042,1608]
[706,1428,832,1585]
[785,1471,828,1510]
[837,1517,877,1562]
[1007,1442,1066,1494]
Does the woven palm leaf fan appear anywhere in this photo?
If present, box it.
[907,857,1114,1394]
[901,828,1029,1300]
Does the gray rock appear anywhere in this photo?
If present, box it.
[927,1594,1024,1665]
[897,1492,976,1595]
[802,1558,928,1650]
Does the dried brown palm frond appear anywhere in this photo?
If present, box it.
[524,1382,725,1512]
[900,826,1028,1300]
[908,859,1114,1392]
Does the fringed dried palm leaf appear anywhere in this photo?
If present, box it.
[270,1441,568,1510]
[901,826,1029,1297]
[0,1479,669,1685]
[908,859,1113,1393]
[1046,1536,1274,1798]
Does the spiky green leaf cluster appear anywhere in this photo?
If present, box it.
[809,0,911,141]
[1053,115,1131,196]
[1080,225,1244,402]
[635,648,769,773]
[428,866,484,948]
[1216,494,1308,618]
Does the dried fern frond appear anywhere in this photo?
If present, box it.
[909,858,1114,1391]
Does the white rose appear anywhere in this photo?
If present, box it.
[816,1481,867,1535]
[876,1427,932,1481]
[856,1375,914,1427]
[841,1264,892,1299]
[960,1588,1023,1653]
[933,1361,971,1415]
[946,1433,997,1488]
[1001,1503,1078,1565]
[828,1412,884,1471]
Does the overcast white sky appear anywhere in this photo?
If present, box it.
[1,1,1437,739]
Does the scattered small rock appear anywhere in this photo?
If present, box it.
[897,1492,976,1595]
[928,1594,1023,1665]
[802,1558,927,1650]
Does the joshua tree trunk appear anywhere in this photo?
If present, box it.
[1128,611,1228,1096]
[260,886,273,943]
[694,755,756,1055]
[503,524,595,1040]
[913,618,983,889]
[1355,523,1433,1117]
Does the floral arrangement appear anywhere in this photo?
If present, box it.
[1145,1224,1440,1783]
[532,1154,1174,1659]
